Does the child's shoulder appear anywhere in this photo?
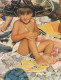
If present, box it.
[14,19,21,24]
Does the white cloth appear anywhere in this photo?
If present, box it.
[10,17,19,30]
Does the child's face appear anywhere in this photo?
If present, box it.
[19,13,33,24]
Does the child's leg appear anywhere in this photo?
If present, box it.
[37,40,54,56]
[28,39,55,65]
[18,39,29,56]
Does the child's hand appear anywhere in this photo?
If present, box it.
[25,32,36,39]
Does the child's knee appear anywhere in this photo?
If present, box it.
[17,49,29,56]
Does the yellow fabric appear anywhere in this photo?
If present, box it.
[38,20,61,38]
[50,20,60,33]
[17,60,48,72]
[17,65,31,70]
[38,23,54,34]
[32,66,47,72]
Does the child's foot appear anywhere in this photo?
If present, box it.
[35,55,55,66]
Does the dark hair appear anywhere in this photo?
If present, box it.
[17,7,33,16]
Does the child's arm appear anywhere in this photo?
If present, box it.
[34,21,39,34]
[1,16,13,31]
[11,21,35,42]
[34,21,39,38]
[11,21,27,41]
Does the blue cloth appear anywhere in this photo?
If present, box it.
[2,16,5,21]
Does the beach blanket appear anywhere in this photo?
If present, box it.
[38,20,61,38]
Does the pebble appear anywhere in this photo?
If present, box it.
[35,77,41,80]
[52,75,60,80]
[31,77,36,80]
[30,73,36,77]
[47,67,54,72]
[37,74,45,79]
[45,72,52,77]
